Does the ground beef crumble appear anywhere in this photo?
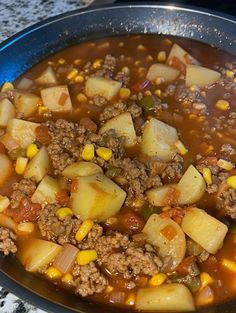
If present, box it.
[217,188,236,220]
[0,227,17,255]
[10,178,37,208]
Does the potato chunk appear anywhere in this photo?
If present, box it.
[99,112,137,147]
[0,98,15,127]
[146,63,180,83]
[186,65,221,87]
[181,207,228,254]
[7,118,39,148]
[24,146,50,182]
[14,91,41,117]
[31,176,60,204]
[85,77,122,100]
[146,184,179,207]
[71,173,126,222]
[0,154,13,187]
[143,214,186,271]
[41,85,72,112]
[167,43,199,65]
[141,118,178,161]
[62,161,102,179]
[35,66,57,85]
[136,283,195,311]
[18,238,62,272]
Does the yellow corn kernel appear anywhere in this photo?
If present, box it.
[234,77,236,83]
[189,113,197,120]
[67,68,78,80]
[221,258,236,272]
[198,116,206,123]
[92,59,103,69]
[74,75,84,83]
[202,167,212,185]
[76,219,94,241]
[61,273,74,285]
[200,272,214,290]
[189,85,199,92]
[0,195,10,213]
[76,250,97,265]
[46,266,62,280]
[148,273,167,287]
[227,175,236,189]
[58,58,66,65]
[38,105,48,115]
[56,207,73,219]
[217,158,234,171]
[137,44,146,51]
[215,100,230,111]
[74,58,82,66]
[96,147,112,161]
[26,143,39,158]
[17,222,35,234]
[175,140,188,156]
[15,157,28,175]
[155,77,165,85]
[77,93,87,103]
[119,88,131,100]
[81,144,94,161]
[105,285,114,293]
[226,70,234,78]
[1,82,14,93]
[144,90,152,96]
[157,51,167,62]
[146,55,153,62]
[134,60,141,66]
[126,292,136,305]
[121,66,130,74]
[154,89,162,97]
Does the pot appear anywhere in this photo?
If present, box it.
[0,2,236,312]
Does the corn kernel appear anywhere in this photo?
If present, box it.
[221,258,236,272]
[154,89,162,97]
[77,93,87,102]
[227,176,236,189]
[146,55,153,62]
[76,220,94,241]
[92,59,103,69]
[15,157,28,175]
[105,285,114,293]
[134,60,141,66]
[1,82,14,93]
[81,144,94,161]
[215,100,230,111]
[137,44,146,51]
[74,75,84,83]
[61,273,74,285]
[0,195,10,213]
[202,167,212,185]
[144,90,152,96]
[38,105,48,115]
[200,272,214,290]
[121,66,130,74]
[157,51,167,62]
[67,68,78,80]
[74,58,82,66]
[189,85,199,92]
[58,58,66,65]
[155,77,165,85]
[189,113,197,120]
[234,77,236,83]
[26,143,39,158]
[126,293,136,305]
[96,147,112,161]
[17,222,34,234]
[46,266,62,280]
[217,159,234,171]
[198,116,206,123]
[226,70,234,78]
[149,273,167,287]
[56,207,73,219]
[119,88,131,100]
[76,250,97,265]
[175,140,188,155]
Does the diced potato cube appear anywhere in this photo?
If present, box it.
[71,173,126,222]
[85,77,122,101]
[24,146,50,182]
[16,77,33,90]
[0,154,13,187]
[99,112,137,147]
[0,213,17,231]
[181,207,228,254]
[35,67,57,85]
[14,91,41,117]
[17,238,62,272]
[41,85,72,112]
[167,43,199,65]
[143,214,186,271]
[186,65,221,87]
[141,118,178,161]
[146,184,179,207]
[62,161,102,179]
[0,98,15,127]
[7,118,39,148]
[31,176,60,204]
[146,63,180,83]
[136,283,195,311]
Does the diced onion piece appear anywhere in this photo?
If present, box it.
[185,65,221,87]
[53,244,78,274]
[195,285,214,306]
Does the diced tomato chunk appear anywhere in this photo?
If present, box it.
[35,125,51,145]
[5,197,41,222]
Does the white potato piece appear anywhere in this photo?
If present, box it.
[35,67,57,85]
[24,146,50,182]
[41,85,72,112]
[18,238,62,272]
[31,176,60,204]
[99,112,137,147]
[143,214,186,271]
[14,91,41,117]
[16,77,33,90]
[85,77,122,101]
[62,161,102,179]
[181,207,228,254]
[141,118,178,161]
[0,99,15,127]
[146,63,180,83]
[0,154,13,187]
[7,118,39,148]
[136,283,195,311]
[146,184,178,207]
[0,213,17,231]
[167,43,199,65]
[71,173,126,222]
[177,165,206,205]
[186,65,221,87]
